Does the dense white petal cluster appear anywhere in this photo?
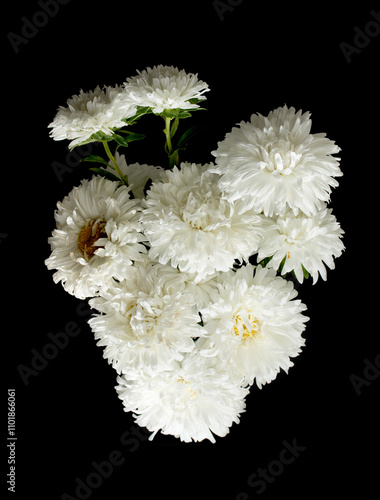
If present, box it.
[45,176,147,299]
[88,258,203,378]
[212,105,342,217]
[46,68,344,443]
[257,205,345,283]
[116,353,249,443]
[124,65,209,114]
[200,265,308,388]
[140,162,266,279]
[48,85,137,148]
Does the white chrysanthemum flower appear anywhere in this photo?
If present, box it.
[140,162,266,279]
[212,105,342,217]
[257,205,345,283]
[200,265,308,388]
[88,258,203,378]
[48,85,137,148]
[45,176,147,299]
[115,353,249,443]
[106,153,166,199]
[124,65,209,114]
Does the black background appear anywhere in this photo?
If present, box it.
[3,1,379,499]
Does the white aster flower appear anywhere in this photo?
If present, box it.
[48,85,137,148]
[45,176,147,299]
[257,205,345,283]
[115,353,249,443]
[124,65,209,114]
[212,105,342,217]
[88,258,203,378]
[140,162,266,279]
[200,265,308,388]
[106,153,166,199]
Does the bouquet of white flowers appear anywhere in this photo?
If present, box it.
[45,65,344,443]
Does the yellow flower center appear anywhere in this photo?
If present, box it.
[78,219,107,259]
[233,311,261,339]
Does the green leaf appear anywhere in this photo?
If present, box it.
[187,98,205,105]
[160,109,180,119]
[69,131,114,151]
[69,137,97,151]
[177,126,199,149]
[177,110,192,119]
[187,107,207,113]
[137,106,153,115]
[113,134,130,148]
[123,132,145,142]
[89,167,120,182]
[160,106,206,120]
[278,255,287,274]
[83,155,109,167]
[123,106,153,125]
[113,133,145,148]
[169,149,180,168]
[90,131,114,142]
[170,117,180,139]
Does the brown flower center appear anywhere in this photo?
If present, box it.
[78,219,107,259]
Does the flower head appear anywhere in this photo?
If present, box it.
[116,353,249,443]
[89,258,203,378]
[212,105,342,217]
[257,205,345,283]
[106,153,166,199]
[48,85,137,148]
[200,265,308,388]
[124,65,209,114]
[140,162,266,279]
[45,176,147,299]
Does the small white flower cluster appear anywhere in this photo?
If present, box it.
[48,65,209,149]
[46,65,344,443]
[212,105,345,283]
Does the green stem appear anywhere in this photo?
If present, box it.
[163,116,179,168]
[103,141,127,185]
[164,116,173,155]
